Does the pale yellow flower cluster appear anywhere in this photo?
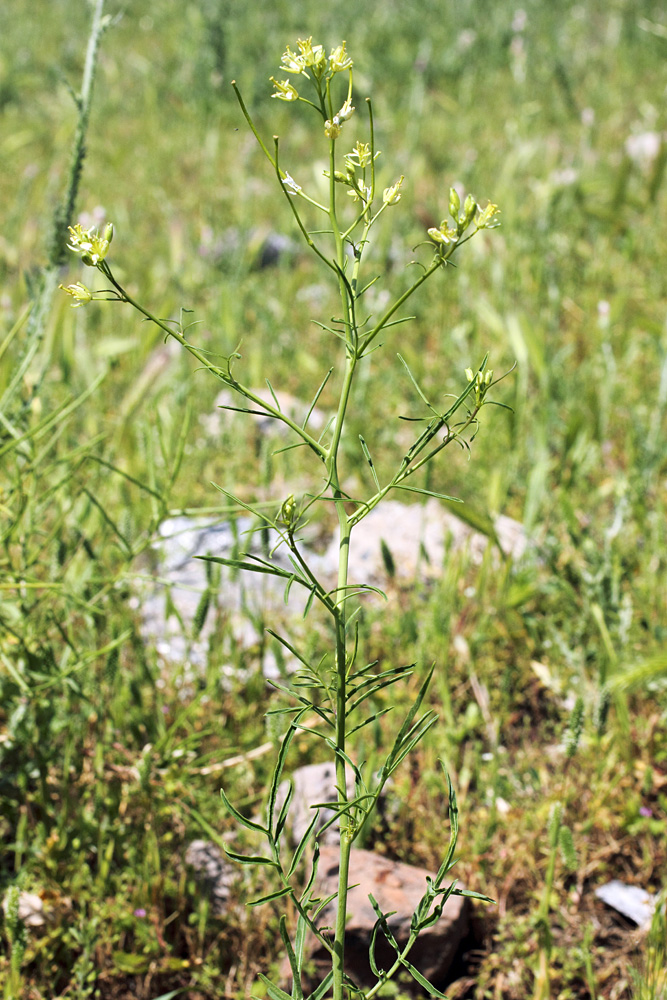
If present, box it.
[271,37,354,112]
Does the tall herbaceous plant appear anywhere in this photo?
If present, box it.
[63,37,504,1000]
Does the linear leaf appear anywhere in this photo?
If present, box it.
[224,849,278,867]
[256,975,293,1000]
[268,714,304,832]
[397,354,438,414]
[288,809,320,878]
[220,786,268,836]
[248,885,293,907]
[359,435,381,489]
[399,956,449,998]
[280,915,304,999]
[275,779,294,844]
[306,970,334,1000]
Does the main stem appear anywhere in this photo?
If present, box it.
[327,130,358,1000]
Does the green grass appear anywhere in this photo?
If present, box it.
[2,0,667,997]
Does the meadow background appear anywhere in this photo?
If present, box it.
[1,0,667,997]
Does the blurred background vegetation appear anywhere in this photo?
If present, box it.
[1,0,666,997]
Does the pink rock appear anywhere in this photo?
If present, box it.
[302,846,470,991]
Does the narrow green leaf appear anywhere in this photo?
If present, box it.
[256,974,293,1000]
[248,885,293,908]
[394,485,462,502]
[268,712,304,832]
[280,915,304,999]
[383,665,436,775]
[288,810,320,878]
[397,354,438,414]
[455,887,495,902]
[359,435,381,489]
[275,779,294,843]
[399,956,449,998]
[368,894,400,951]
[346,709,392,736]
[266,629,313,670]
[306,970,334,1000]
[224,849,278,867]
[220,786,268,836]
[304,367,333,429]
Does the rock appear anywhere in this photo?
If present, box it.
[138,514,313,680]
[185,839,238,916]
[256,232,297,269]
[138,501,527,680]
[275,762,357,847]
[319,499,526,585]
[203,387,326,439]
[595,880,658,928]
[2,890,46,928]
[301,846,470,992]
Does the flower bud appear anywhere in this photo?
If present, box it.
[463,193,477,226]
[279,494,297,527]
[448,187,461,220]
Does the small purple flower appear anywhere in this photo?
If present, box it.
[133,907,147,918]
[639,807,653,818]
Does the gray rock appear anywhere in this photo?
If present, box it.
[319,499,526,585]
[138,514,313,679]
[138,500,527,679]
[275,762,357,847]
[185,839,237,916]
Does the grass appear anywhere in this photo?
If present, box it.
[1,0,667,997]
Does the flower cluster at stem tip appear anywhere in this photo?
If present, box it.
[66,221,113,266]
[59,222,114,307]
[270,37,356,140]
[428,189,500,256]
[268,37,499,251]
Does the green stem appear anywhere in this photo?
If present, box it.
[324,121,360,1000]
[99,265,327,462]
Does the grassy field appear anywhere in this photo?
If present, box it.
[1,0,667,997]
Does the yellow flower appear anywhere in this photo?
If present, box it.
[59,281,93,307]
[329,41,353,73]
[296,37,327,77]
[270,77,299,101]
[476,203,500,229]
[383,175,404,206]
[335,98,355,122]
[345,141,372,170]
[280,45,306,75]
[428,222,458,246]
[66,222,113,266]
